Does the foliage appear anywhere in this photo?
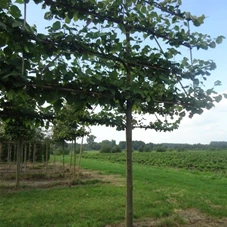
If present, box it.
[86,134,97,150]
[100,144,112,153]
[99,140,121,153]
[0,0,225,129]
[111,145,122,153]
[155,146,167,152]
[52,104,89,143]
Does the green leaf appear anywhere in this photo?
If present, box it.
[209,42,216,48]
[216,36,225,44]
[214,95,222,103]
[15,0,24,3]
[0,0,10,8]
[10,5,22,18]
[118,23,126,34]
[65,15,71,24]
[73,12,78,21]
[214,80,222,86]
[192,15,205,27]
[52,21,61,30]
[44,12,53,20]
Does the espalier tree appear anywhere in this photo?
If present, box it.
[1,0,225,226]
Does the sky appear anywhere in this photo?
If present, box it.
[20,0,227,144]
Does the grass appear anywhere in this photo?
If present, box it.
[81,158,227,217]
[1,154,227,226]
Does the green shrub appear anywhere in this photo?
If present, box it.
[156,146,167,152]
[100,145,112,153]
[138,146,144,152]
[111,145,122,153]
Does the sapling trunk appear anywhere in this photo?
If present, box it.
[0,142,2,162]
[16,140,22,187]
[24,143,27,173]
[77,137,84,179]
[7,143,11,170]
[62,142,65,177]
[33,144,36,167]
[125,101,133,227]
[73,137,77,180]
[70,140,73,168]
[45,141,48,172]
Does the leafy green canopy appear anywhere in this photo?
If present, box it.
[52,104,89,142]
[0,0,225,131]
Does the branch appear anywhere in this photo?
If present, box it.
[43,0,193,48]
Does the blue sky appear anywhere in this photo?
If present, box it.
[20,0,227,144]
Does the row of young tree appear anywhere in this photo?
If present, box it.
[1,0,226,226]
[0,141,51,163]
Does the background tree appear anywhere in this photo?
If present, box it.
[86,134,96,150]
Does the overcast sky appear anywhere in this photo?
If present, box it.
[23,0,227,144]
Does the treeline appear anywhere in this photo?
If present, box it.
[82,139,227,153]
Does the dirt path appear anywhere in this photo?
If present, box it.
[82,169,125,187]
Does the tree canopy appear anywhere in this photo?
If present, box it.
[0,0,225,226]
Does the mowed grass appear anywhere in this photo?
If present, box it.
[1,154,227,226]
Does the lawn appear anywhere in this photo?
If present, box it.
[1,152,227,226]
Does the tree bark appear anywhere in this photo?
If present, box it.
[70,140,73,168]
[77,137,84,179]
[16,140,22,187]
[125,101,133,227]
[7,143,11,170]
[73,137,77,180]
[124,11,133,225]
[45,141,48,172]
[33,144,36,166]
[0,142,2,162]
[24,143,27,173]
[62,142,65,177]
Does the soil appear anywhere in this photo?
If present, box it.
[1,163,227,226]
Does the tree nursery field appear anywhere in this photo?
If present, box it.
[83,150,227,173]
[1,151,227,227]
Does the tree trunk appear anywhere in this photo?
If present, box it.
[0,142,2,162]
[33,144,36,167]
[29,142,32,163]
[73,137,77,180]
[16,140,22,187]
[62,142,65,177]
[70,140,73,168]
[7,143,11,170]
[53,148,56,173]
[24,143,27,173]
[77,137,84,179]
[20,142,23,171]
[45,141,48,172]
[125,101,133,227]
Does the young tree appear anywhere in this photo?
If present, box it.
[86,134,96,150]
[1,0,226,226]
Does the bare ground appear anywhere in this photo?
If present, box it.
[1,163,227,226]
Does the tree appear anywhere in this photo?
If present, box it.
[1,0,226,226]
[86,134,96,150]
